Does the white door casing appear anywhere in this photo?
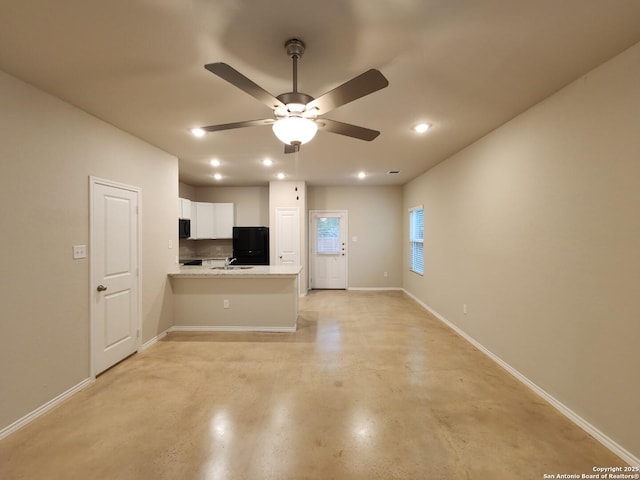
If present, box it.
[310,211,347,289]
[90,178,141,375]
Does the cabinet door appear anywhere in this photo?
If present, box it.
[194,202,215,239]
[179,198,191,220]
[214,203,234,238]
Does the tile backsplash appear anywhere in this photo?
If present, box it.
[179,239,233,259]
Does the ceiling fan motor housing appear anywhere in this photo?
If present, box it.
[276,92,314,105]
[285,38,305,59]
[275,92,316,119]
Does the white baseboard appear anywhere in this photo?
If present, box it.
[402,289,639,466]
[0,377,94,441]
[169,325,297,333]
[140,329,169,351]
[348,287,403,291]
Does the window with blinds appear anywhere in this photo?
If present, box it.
[316,217,341,254]
[409,206,424,275]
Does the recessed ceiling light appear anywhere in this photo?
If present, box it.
[357,171,366,179]
[191,128,206,137]
[210,158,220,167]
[262,158,273,166]
[213,173,222,181]
[413,123,430,134]
[277,172,286,180]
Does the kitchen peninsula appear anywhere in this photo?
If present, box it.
[169,265,302,332]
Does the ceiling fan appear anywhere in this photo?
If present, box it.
[193,38,389,153]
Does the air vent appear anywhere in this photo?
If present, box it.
[387,170,401,175]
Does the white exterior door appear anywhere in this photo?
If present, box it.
[276,207,300,266]
[310,211,347,289]
[91,179,140,375]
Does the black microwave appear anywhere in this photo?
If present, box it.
[179,218,191,239]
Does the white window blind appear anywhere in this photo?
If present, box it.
[409,206,424,275]
[316,217,341,255]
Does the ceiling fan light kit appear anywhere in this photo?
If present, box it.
[272,116,318,146]
[196,38,389,152]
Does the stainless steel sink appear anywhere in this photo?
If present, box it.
[211,266,254,270]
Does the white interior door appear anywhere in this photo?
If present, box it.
[91,179,140,375]
[276,207,300,266]
[310,211,347,289]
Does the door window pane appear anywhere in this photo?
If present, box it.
[317,217,341,254]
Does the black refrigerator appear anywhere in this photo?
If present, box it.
[232,227,269,265]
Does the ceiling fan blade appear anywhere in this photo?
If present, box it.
[284,144,299,154]
[317,118,380,141]
[205,63,285,110]
[306,69,389,115]
[201,119,275,133]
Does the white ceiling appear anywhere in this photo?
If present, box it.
[1,1,639,187]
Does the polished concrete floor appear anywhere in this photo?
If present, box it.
[0,290,626,479]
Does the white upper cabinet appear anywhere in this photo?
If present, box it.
[214,203,234,239]
[191,202,234,239]
[178,198,191,220]
[193,202,215,239]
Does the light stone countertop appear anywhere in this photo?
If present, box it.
[169,265,302,279]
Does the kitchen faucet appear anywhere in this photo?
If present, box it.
[225,257,237,267]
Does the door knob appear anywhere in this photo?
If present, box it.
[97,285,107,292]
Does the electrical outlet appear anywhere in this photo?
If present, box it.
[463,304,468,315]
[168,239,173,249]
[72,245,87,259]
[383,271,388,277]
[223,299,230,309]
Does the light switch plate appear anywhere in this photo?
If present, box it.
[73,245,87,259]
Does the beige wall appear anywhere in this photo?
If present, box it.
[403,43,640,460]
[0,70,178,432]
[179,181,196,201]
[308,186,403,289]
